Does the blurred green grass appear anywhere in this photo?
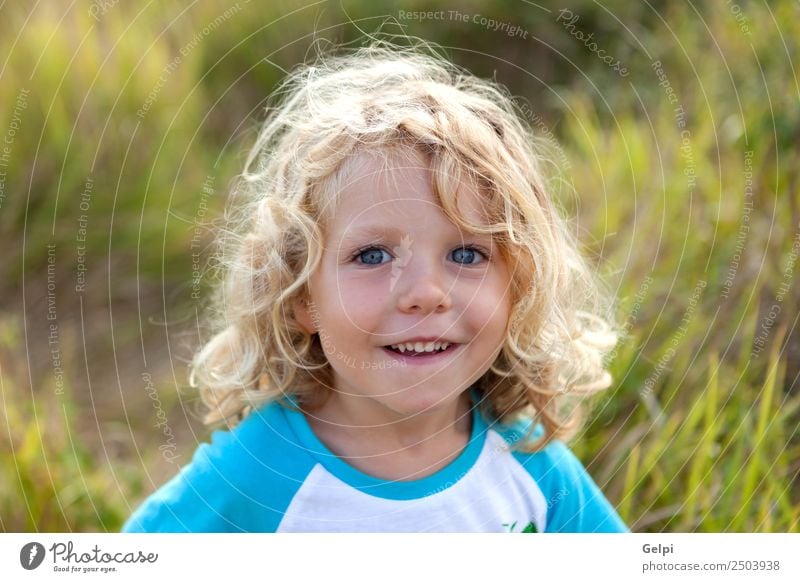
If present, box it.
[1,0,798,531]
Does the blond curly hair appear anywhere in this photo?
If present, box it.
[190,40,620,452]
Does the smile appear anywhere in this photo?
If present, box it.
[380,342,462,365]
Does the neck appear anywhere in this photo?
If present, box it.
[304,390,474,465]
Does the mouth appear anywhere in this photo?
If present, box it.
[380,342,462,364]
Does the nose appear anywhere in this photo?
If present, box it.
[393,255,453,314]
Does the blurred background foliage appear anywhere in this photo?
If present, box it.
[1,0,798,532]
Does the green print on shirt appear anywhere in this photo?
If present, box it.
[502,520,538,533]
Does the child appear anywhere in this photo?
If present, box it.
[123,41,628,533]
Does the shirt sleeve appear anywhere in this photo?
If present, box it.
[121,431,242,533]
[542,440,629,533]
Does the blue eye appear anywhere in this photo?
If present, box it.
[451,247,483,265]
[356,247,391,265]
[352,245,488,266]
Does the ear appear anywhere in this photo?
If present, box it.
[292,296,317,335]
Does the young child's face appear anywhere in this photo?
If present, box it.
[295,149,513,418]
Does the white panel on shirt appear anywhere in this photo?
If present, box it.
[276,430,547,532]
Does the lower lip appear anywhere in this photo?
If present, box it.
[380,343,462,366]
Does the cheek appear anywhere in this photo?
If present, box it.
[313,265,379,315]
[328,276,387,322]
[473,299,510,337]
[471,278,512,336]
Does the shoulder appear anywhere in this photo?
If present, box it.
[122,398,316,533]
[492,417,629,533]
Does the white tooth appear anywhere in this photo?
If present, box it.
[404,343,415,352]
[433,342,441,351]
[414,342,424,352]
[424,342,435,352]
[397,344,406,353]
[442,342,451,350]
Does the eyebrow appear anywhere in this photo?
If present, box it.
[338,224,493,246]
[339,225,407,243]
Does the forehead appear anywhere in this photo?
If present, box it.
[325,148,491,237]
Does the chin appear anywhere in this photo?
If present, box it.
[384,388,462,417]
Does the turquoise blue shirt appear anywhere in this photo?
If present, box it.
[123,392,628,533]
